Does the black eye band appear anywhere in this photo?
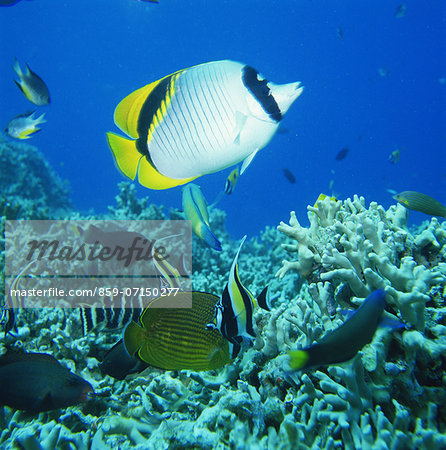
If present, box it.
[242,65,282,122]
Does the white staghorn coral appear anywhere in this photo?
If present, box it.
[276,195,446,331]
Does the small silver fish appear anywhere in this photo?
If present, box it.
[5,111,46,139]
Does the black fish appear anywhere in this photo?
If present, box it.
[0,350,93,412]
[288,289,386,370]
[100,340,148,380]
[282,168,296,183]
[335,147,350,161]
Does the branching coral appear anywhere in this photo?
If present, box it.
[277,195,446,331]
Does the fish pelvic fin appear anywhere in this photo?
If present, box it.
[106,132,141,181]
[288,350,309,370]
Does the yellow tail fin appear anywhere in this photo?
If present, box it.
[288,350,309,370]
[106,132,141,180]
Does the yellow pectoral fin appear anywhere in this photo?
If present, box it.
[106,132,141,180]
[137,156,197,190]
[114,81,161,138]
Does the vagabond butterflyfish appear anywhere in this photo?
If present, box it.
[182,183,222,251]
[207,235,271,345]
[107,60,303,190]
[123,291,240,371]
[12,59,50,106]
[288,289,388,370]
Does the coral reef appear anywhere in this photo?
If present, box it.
[0,133,71,220]
[276,195,446,331]
[1,185,445,448]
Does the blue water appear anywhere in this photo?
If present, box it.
[1,0,445,237]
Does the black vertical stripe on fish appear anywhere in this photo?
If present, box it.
[80,307,142,335]
[256,286,270,311]
[233,268,255,338]
[136,74,175,161]
[242,65,282,122]
[219,285,239,340]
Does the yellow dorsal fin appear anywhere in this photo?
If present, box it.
[137,156,197,190]
[114,80,161,138]
[106,132,141,180]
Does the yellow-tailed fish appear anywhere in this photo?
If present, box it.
[288,289,386,370]
[313,193,338,208]
[123,291,240,371]
[5,111,45,139]
[12,59,50,106]
[206,236,270,344]
[107,60,303,190]
[182,183,222,251]
[393,191,446,218]
[224,167,240,195]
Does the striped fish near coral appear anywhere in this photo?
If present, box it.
[206,235,271,345]
[393,191,446,218]
[123,291,240,371]
[182,183,222,251]
[107,60,303,189]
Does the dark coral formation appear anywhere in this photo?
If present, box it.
[0,134,71,220]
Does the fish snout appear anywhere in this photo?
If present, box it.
[271,81,304,115]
